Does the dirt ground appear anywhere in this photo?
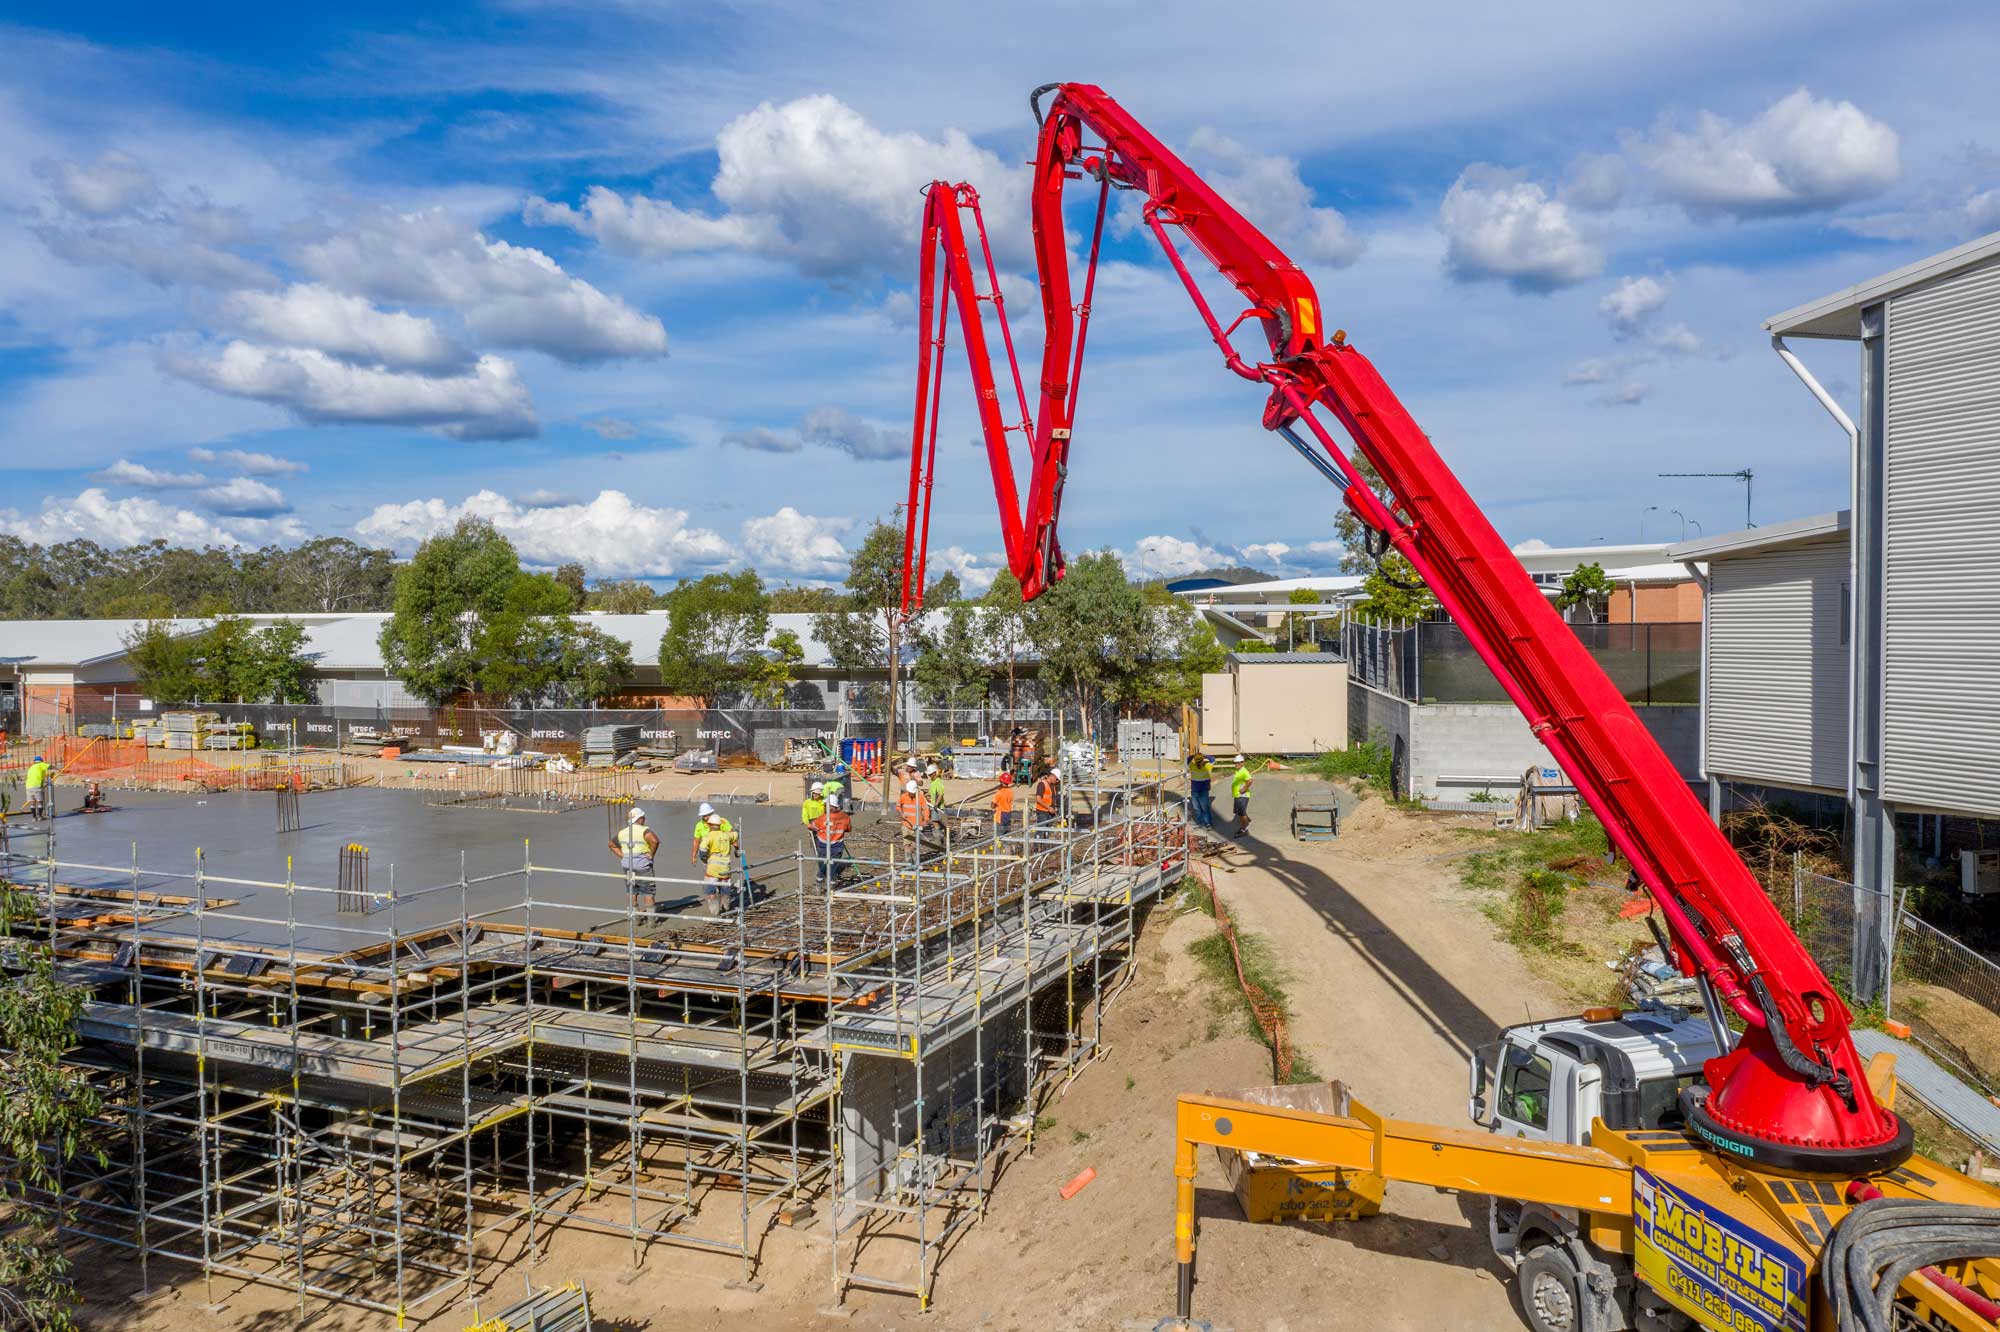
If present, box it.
[74,776,1585,1332]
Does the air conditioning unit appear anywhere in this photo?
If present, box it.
[1961,849,2000,897]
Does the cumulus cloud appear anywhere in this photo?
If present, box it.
[0,488,304,549]
[94,459,206,489]
[1560,152,1629,212]
[799,406,902,460]
[1622,89,1899,218]
[1241,541,1293,568]
[1439,166,1602,291]
[356,489,735,576]
[1184,130,1364,267]
[516,489,578,508]
[1599,276,1670,337]
[37,222,275,290]
[299,209,667,363]
[188,447,307,476]
[1839,186,2000,243]
[222,283,470,373]
[1122,535,1226,579]
[33,151,160,217]
[526,94,1026,278]
[926,546,999,594]
[198,477,291,517]
[740,506,854,578]
[170,342,537,441]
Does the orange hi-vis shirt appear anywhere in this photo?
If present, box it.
[1034,776,1057,813]
[992,785,1015,815]
[897,790,931,829]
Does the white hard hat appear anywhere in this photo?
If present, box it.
[706,811,723,825]
[629,807,646,822]
[926,763,939,773]
[698,802,716,816]
[810,781,824,793]
[825,793,841,809]
[905,780,920,794]
[1231,754,1247,763]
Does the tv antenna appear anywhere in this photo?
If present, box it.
[1657,469,1754,528]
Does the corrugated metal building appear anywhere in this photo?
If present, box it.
[1669,228,2000,997]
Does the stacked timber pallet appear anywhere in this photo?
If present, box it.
[203,722,258,751]
[582,724,640,767]
[160,710,220,750]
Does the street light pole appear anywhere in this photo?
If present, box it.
[1640,505,1659,540]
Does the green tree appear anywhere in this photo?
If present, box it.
[550,620,634,705]
[473,575,633,705]
[656,570,772,704]
[811,520,905,797]
[122,620,206,701]
[769,585,844,613]
[1556,561,1612,623]
[922,570,964,606]
[1352,563,1437,621]
[1023,550,1149,740]
[913,602,988,736]
[274,537,397,611]
[1121,599,1225,710]
[588,579,659,614]
[553,561,589,611]
[251,621,319,703]
[980,570,1032,717]
[749,628,806,707]
[0,891,105,1332]
[378,519,523,705]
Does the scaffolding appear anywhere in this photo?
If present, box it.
[0,764,1188,1320]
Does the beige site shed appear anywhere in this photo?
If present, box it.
[1200,652,1349,755]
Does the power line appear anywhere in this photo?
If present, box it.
[1658,469,1754,528]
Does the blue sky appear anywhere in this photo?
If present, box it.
[2,1,1995,587]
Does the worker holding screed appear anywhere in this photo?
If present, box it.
[697,811,740,915]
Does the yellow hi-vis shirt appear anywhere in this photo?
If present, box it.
[801,796,826,827]
[1231,765,1253,799]
[25,761,50,789]
[698,824,740,876]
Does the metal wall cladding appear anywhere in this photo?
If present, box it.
[1884,259,2000,816]
[1705,537,1849,792]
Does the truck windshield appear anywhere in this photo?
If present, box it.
[1636,1074,1702,1129]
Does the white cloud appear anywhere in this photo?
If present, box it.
[525,94,1027,278]
[740,506,854,578]
[1121,535,1225,579]
[222,283,469,373]
[926,545,998,594]
[1241,541,1294,567]
[198,477,291,517]
[33,152,160,217]
[1649,322,1702,357]
[93,459,206,489]
[356,489,735,576]
[799,405,902,460]
[171,342,538,441]
[0,488,304,549]
[1839,186,2000,243]
[1563,359,1610,386]
[36,222,275,291]
[1560,152,1628,211]
[299,208,667,363]
[1184,130,1363,267]
[1606,382,1648,406]
[1598,275,1670,337]
[516,489,578,508]
[1623,89,1899,218]
[1439,165,1602,292]
[188,447,307,476]
[1511,538,1553,554]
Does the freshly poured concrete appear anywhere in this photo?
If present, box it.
[6,786,821,948]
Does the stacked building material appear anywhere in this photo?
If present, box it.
[952,743,1008,781]
[203,723,258,751]
[1116,718,1183,763]
[160,711,219,750]
[582,724,640,767]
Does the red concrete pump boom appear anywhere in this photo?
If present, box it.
[900,81,1911,1173]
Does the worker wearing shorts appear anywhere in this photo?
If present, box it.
[24,754,51,820]
[1229,755,1253,837]
[697,812,740,915]
[610,806,661,915]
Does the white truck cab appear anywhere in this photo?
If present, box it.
[1466,1005,1722,1332]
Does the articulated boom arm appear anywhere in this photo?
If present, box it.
[900,82,1912,1172]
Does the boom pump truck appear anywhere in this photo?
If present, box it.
[894,80,2000,1332]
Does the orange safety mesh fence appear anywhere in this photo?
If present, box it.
[0,735,339,790]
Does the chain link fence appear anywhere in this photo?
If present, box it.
[1789,854,2000,1097]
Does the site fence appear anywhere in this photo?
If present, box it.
[1789,854,2000,1097]
[59,699,1085,761]
[1344,617,1700,707]
[1,735,345,791]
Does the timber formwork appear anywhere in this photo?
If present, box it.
[0,767,1187,1320]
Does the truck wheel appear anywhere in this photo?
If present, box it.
[1517,1245,1583,1332]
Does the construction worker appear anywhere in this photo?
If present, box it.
[926,763,947,815]
[82,780,107,814]
[897,778,931,855]
[823,765,846,806]
[1187,752,1215,829]
[811,794,852,885]
[609,807,662,915]
[802,781,826,829]
[1033,765,1061,826]
[24,753,51,820]
[1229,754,1254,838]
[697,811,740,915]
[991,779,1016,835]
[690,802,731,865]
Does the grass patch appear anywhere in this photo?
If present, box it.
[1306,740,1393,790]
[1459,817,1614,954]
[1186,916,1322,1083]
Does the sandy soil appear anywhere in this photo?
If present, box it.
[74,776,1573,1332]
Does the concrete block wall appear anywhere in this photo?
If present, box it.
[1347,680,1701,800]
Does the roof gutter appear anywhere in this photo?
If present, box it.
[1770,333,1860,805]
